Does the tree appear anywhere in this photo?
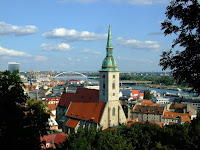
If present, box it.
[144,89,151,100]
[160,0,200,93]
[0,71,49,149]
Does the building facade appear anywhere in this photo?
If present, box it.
[8,62,20,73]
[59,26,126,133]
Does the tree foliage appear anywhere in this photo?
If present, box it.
[160,0,200,93]
[144,89,151,100]
[58,117,200,150]
[0,71,49,150]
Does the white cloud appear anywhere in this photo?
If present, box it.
[116,56,153,63]
[117,37,161,51]
[109,0,168,5]
[33,56,48,62]
[43,28,107,42]
[41,43,72,51]
[0,22,38,36]
[80,48,102,55]
[0,46,31,57]
[67,57,80,62]
[0,46,48,62]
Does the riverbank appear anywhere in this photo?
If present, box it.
[136,83,192,91]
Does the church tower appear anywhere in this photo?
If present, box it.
[99,26,126,128]
[99,25,119,102]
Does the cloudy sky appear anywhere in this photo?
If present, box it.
[0,0,176,72]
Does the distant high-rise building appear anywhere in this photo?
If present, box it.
[8,62,20,73]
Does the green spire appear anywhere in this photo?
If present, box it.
[106,25,113,49]
[99,25,119,72]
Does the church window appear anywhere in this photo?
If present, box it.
[112,107,115,116]
[112,83,115,89]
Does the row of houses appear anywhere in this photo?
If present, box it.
[128,100,197,125]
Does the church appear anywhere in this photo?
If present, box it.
[58,26,126,133]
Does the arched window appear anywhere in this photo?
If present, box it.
[112,107,115,116]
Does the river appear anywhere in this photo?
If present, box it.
[122,84,194,97]
[57,76,194,96]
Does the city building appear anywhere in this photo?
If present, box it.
[40,133,66,149]
[128,100,197,125]
[58,26,126,133]
[8,62,20,73]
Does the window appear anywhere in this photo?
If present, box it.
[103,83,105,89]
[112,83,115,89]
[103,75,105,78]
[46,143,49,148]
[112,107,115,116]
[113,75,115,78]
[113,93,115,96]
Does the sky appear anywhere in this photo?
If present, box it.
[0,0,177,72]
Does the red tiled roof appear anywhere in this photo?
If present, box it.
[43,97,60,102]
[137,99,160,106]
[133,105,164,115]
[169,103,187,110]
[48,104,57,111]
[156,122,164,127]
[73,88,99,103]
[132,90,140,95]
[40,133,66,149]
[58,93,74,107]
[66,102,106,123]
[163,111,190,119]
[65,118,79,128]
[181,116,191,123]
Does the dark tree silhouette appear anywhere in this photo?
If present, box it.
[160,0,200,93]
[0,71,49,150]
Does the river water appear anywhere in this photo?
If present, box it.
[57,76,194,97]
[122,84,194,97]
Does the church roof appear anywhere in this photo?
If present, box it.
[65,118,79,128]
[65,88,106,124]
[73,88,99,103]
[58,92,74,107]
[66,102,106,123]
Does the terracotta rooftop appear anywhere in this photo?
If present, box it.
[58,92,74,107]
[63,88,106,127]
[163,111,190,119]
[72,88,99,103]
[169,103,187,110]
[181,116,191,123]
[137,99,160,106]
[66,102,106,123]
[40,133,66,149]
[156,122,164,127]
[43,97,60,102]
[133,105,164,115]
[48,104,57,111]
[65,118,79,128]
